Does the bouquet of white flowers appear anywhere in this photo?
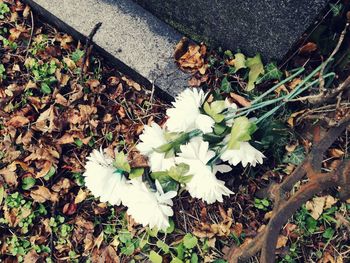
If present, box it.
[83,88,265,230]
[84,61,336,230]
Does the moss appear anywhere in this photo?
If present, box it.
[164,18,213,46]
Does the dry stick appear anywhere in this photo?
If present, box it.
[24,11,34,60]
[80,22,102,82]
[260,159,350,263]
[226,117,350,263]
[318,18,349,92]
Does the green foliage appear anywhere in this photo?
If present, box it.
[227,116,257,149]
[129,168,144,179]
[246,54,264,91]
[0,63,6,80]
[232,53,247,72]
[114,151,131,173]
[25,58,57,94]
[283,146,305,165]
[43,166,56,181]
[203,100,226,123]
[71,49,84,63]
[21,177,36,190]
[1,192,47,234]
[149,250,163,263]
[183,234,198,249]
[220,77,232,93]
[0,2,10,19]
[257,62,283,84]
[254,198,270,211]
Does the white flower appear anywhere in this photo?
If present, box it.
[136,123,175,172]
[166,88,214,133]
[83,149,128,205]
[124,179,176,231]
[221,141,265,167]
[176,138,233,204]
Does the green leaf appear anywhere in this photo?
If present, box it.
[74,139,83,147]
[43,166,56,181]
[203,101,225,123]
[322,228,335,239]
[168,163,192,184]
[170,258,183,263]
[203,133,224,144]
[121,241,135,256]
[129,168,144,179]
[164,219,175,234]
[306,216,317,234]
[22,177,36,190]
[183,234,198,249]
[156,240,170,253]
[220,77,232,93]
[191,253,198,263]
[105,132,113,141]
[213,123,228,135]
[232,53,246,72]
[118,231,132,243]
[0,64,6,80]
[227,117,257,149]
[147,227,159,237]
[71,49,84,63]
[224,50,233,59]
[246,54,264,91]
[114,151,131,173]
[149,251,163,263]
[41,83,52,94]
[151,171,179,192]
[257,62,283,84]
[283,146,305,166]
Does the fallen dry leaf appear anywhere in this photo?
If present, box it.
[6,115,30,128]
[30,186,58,203]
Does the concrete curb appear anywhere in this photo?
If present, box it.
[23,0,192,100]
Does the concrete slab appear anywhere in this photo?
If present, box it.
[23,0,191,99]
[135,0,329,61]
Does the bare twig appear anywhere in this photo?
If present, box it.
[80,22,102,82]
[225,116,350,263]
[24,11,34,60]
[318,19,349,92]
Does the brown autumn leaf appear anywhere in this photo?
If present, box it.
[30,186,58,203]
[23,249,40,263]
[122,76,141,91]
[63,203,77,215]
[229,92,251,107]
[329,148,345,158]
[6,115,30,128]
[175,39,207,74]
[276,235,288,249]
[305,195,337,220]
[74,188,87,204]
[299,42,318,54]
[34,106,57,133]
[55,33,73,49]
[0,163,18,186]
[36,161,52,178]
[91,246,120,263]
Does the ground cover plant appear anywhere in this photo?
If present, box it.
[0,0,349,262]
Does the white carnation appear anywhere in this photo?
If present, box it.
[124,179,176,231]
[221,141,265,167]
[83,149,128,205]
[166,88,214,133]
[136,122,175,172]
[176,138,233,204]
